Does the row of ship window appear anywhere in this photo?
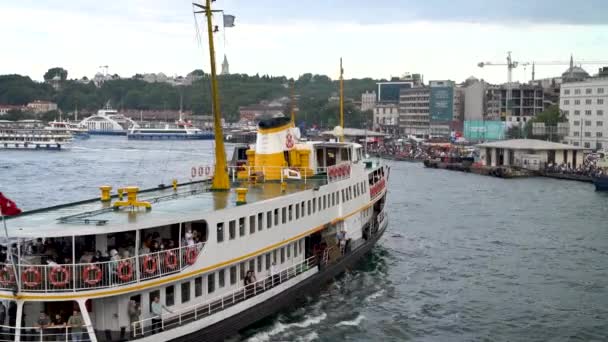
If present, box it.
[146,240,303,308]
[563,88,606,95]
[216,181,369,243]
[562,99,605,105]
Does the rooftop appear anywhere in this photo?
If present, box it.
[477,139,586,151]
[321,128,388,137]
[6,179,325,239]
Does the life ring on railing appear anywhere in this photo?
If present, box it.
[0,266,15,286]
[117,261,134,281]
[49,266,71,288]
[185,248,198,265]
[21,266,41,288]
[82,265,103,286]
[164,251,178,270]
[142,255,158,275]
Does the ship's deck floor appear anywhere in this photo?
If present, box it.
[6,178,327,239]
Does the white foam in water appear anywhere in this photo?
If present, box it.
[296,331,319,342]
[247,313,327,342]
[335,314,365,327]
[365,289,385,302]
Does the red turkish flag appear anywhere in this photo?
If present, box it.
[0,193,21,216]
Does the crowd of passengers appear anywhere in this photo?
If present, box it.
[0,228,206,267]
[545,157,605,177]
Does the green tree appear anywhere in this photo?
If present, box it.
[524,105,566,141]
[43,67,68,81]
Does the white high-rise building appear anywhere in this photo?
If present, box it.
[361,91,376,111]
[561,78,608,150]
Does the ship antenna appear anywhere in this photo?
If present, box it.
[339,57,345,142]
[194,0,229,190]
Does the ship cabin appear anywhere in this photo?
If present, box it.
[0,117,388,342]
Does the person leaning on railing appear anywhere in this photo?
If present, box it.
[67,310,85,342]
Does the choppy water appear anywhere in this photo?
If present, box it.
[2,137,608,342]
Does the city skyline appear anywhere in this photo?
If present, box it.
[1,0,608,84]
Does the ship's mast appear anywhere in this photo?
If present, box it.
[339,58,344,142]
[202,0,229,190]
[290,80,296,126]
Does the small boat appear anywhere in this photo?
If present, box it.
[46,120,90,139]
[593,150,608,191]
[592,175,608,191]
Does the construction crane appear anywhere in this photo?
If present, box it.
[477,51,526,84]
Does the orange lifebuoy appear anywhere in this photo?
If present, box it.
[142,255,158,275]
[0,266,15,286]
[21,266,41,288]
[117,261,134,281]
[49,266,71,288]
[185,248,198,265]
[82,264,103,286]
[164,251,178,270]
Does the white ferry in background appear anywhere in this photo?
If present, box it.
[127,118,214,140]
[80,108,139,135]
[0,119,72,150]
[46,120,90,139]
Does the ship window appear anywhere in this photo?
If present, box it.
[217,223,224,242]
[342,189,345,202]
[288,205,293,221]
[322,196,326,210]
[282,207,287,224]
[249,259,255,274]
[165,285,175,306]
[257,256,263,272]
[195,277,203,297]
[332,192,336,206]
[258,213,263,231]
[307,200,311,215]
[208,274,215,293]
[326,147,337,166]
[240,262,246,280]
[273,250,277,264]
[249,215,256,234]
[274,209,279,226]
[267,211,272,228]
[336,191,340,204]
[293,242,298,257]
[239,217,245,237]
[312,198,316,213]
[281,247,285,263]
[181,282,191,303]
[218,269,225,288]
[286,244,291,259]
[230,266,237,285]
[299,240,303,254]
[229,220,236,240]
[318,197,322,211]
[266,253,271,270]
[295,204,300,219]
[301,202,305,217]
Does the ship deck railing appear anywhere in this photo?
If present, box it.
[131,255,319,339]
[0,324,93,342]
[0,243,204,293]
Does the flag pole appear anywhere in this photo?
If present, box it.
[1,212,20,293]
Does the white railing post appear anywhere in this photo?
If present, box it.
[65,326,68,342]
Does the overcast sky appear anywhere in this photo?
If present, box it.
[2,0,608,84]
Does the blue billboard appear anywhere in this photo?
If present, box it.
[464,120,506,141]
[430,87,454,122]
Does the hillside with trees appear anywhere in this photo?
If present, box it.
[0,68,380,128]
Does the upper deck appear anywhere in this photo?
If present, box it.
[6,177,328,239]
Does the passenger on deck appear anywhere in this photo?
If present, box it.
[35,311,50,338]
[67,310,84,342]
[128,300,141,336]
[151,296,173,334]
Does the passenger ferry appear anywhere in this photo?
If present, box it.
[80,108,139,136]
[0,120,72,150]
[46,121,90,139]
[0,2,389,341]
[127,119,213,140]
